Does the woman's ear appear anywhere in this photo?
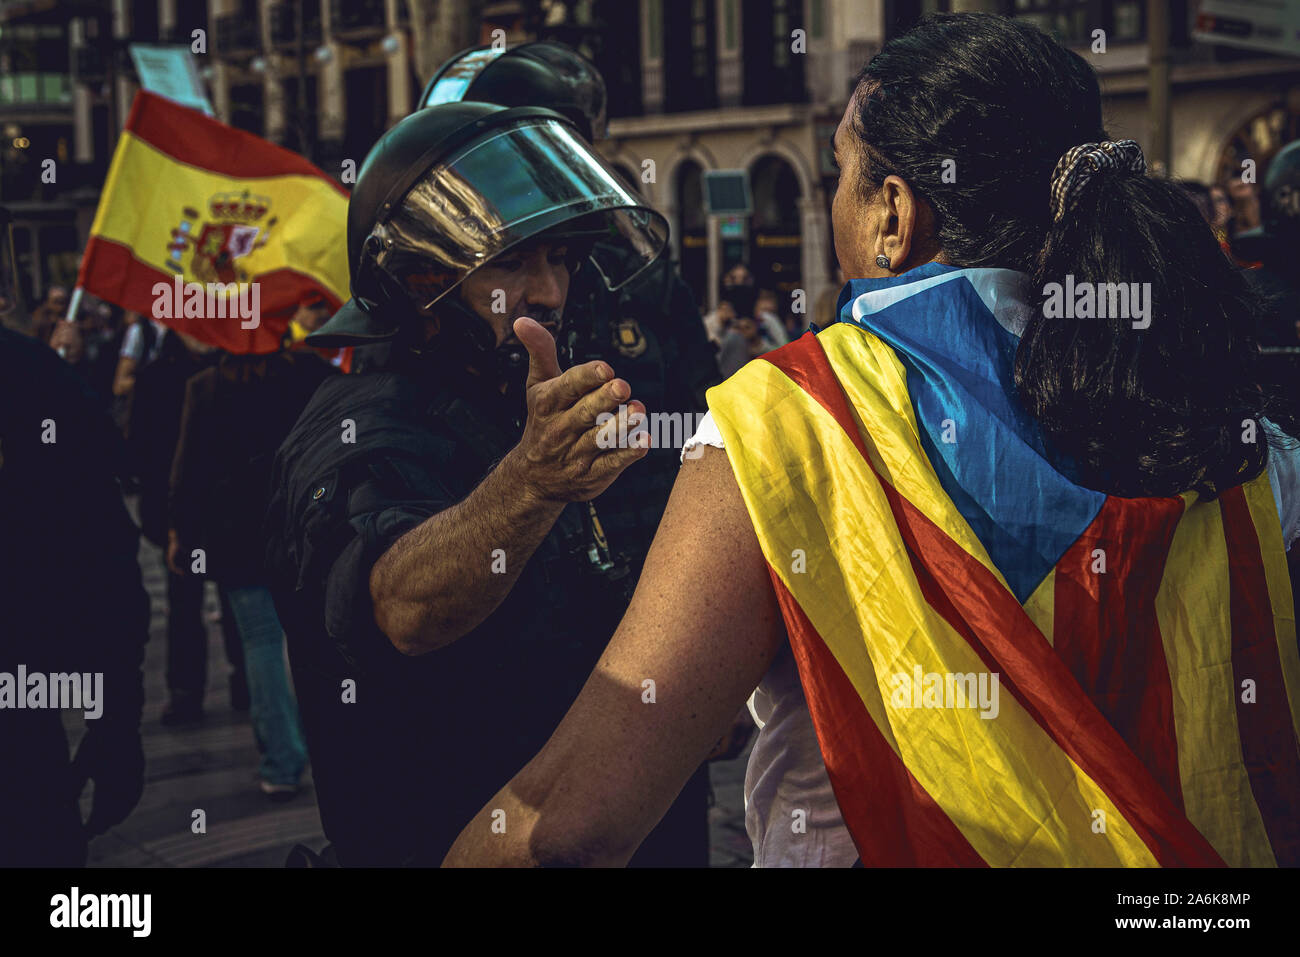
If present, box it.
[877,174,942,271]
[878,175,918,267]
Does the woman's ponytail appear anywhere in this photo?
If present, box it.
[1015,147,1271,498]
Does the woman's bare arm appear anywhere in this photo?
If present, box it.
[443,444,786,866]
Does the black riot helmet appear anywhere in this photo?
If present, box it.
[420,42,608,141]
[307,101,667,350]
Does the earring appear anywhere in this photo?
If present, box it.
[875,254,891,269]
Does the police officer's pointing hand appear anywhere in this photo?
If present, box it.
[510,316,649,503]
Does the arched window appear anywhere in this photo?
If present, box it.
[675,159,708,304]
[748,154,802,296]
[1214,98,1300,187]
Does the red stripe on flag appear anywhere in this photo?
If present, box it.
[1219,485,1300,865]
[760,333,1224,866]
[125,90,348,192]
[768,568,988,866]
[1053,496,1186,810]
[78,235,340,355]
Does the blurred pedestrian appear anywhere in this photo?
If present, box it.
[28,285,69,345]
[703,260,755,343]
[170,346,334,798]
[112,312,167,430]
[716,286,769,378]
[755,288,789,348]
[129,328,248,725]
[1231,139,1300,432]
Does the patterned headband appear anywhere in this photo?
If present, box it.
[1049,139,1146,223]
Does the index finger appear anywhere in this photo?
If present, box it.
[537,359,615,413]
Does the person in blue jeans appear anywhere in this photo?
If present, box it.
[168,345,335,798]
[223,585,306,796]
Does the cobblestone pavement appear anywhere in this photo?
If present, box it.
[67,517,754,867]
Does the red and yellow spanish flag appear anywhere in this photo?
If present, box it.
[76,90,350,354]
[709,263,1300,866]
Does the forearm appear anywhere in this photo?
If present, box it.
[443,786,545,868]
[443,766,632,868]
[369,448,566,654]
[112,357,136,396]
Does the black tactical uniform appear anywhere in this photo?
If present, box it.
[265,348,708,866]
[563,243,720,565]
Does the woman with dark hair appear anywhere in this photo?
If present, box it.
[445,13,1300,867]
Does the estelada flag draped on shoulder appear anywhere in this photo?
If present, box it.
[76,90,350,355]
[707,262,1300,866]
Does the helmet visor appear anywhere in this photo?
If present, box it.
[359,117,666,314]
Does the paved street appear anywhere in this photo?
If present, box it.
[65,509,754,867]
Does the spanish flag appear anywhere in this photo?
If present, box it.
[76,90,350,354]
[707,262,1300,866]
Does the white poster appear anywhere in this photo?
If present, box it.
[128,44,215,116]
[1194,0,1300,58]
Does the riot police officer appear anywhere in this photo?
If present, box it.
[265,102,709,866]
[421,42,722,563]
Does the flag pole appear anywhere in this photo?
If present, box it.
[65,285,85,323]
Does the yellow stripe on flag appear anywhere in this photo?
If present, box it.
[1154,493,1275,867]
[711,354,1159,866]
[1242,476,1300,750]
[1023,570,1055,647]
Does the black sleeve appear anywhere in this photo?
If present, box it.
[278,449,456,672]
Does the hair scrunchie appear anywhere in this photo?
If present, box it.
[1049,139,1146,223]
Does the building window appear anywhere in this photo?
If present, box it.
[1113,0,1141,41]
[131,0,160,42]
[749,154,803,297]
[663,0,716,111]
[0,23,72,106]
[1011,2,1146,47]
[884,1,950,41]
[646,0,662,62]
[691,0,712,85]
[228,83,264,136]
[742,0,806,107]
[675,159,708,304]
